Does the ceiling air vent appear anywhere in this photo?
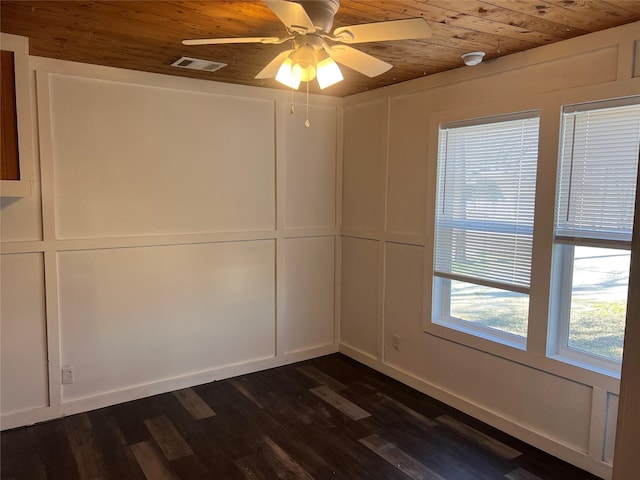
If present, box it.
[171,57,227,73]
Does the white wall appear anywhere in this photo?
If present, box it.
[0,48,340,428]
[340,22,640,480]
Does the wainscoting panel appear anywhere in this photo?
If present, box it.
[0,252,48,414]
[383,242,425,359]
[386,96,430,237]
[47,73,276,239]
[342,100,385,232]
[281,103,337,230]
[280,236,335,355]
[604,393,619,465]
[57,241,276,402]
[340,236,379,358]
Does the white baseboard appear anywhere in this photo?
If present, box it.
[339,343,611,480]
[281,342,339,363]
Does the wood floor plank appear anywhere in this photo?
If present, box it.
[109,401,155,446]
[231,379,264,409]
[144,415,193,461]
[89,411,146,479]
[359,434,446,480]
[436,415,522,460]
[170,454,213,480]
[130,441,176,480]
[267,431,329,473]
[505,467,543,479]
[171,420,248,480]
[0,426,41,480]
[310,385,371,421]
[262,388,330,428]
[297,365,347,391]
[290,423,388,478]
[377,392,438,428]
[172,388,216,420]
[234,455,271,480]
[64,413,108,480]
[30,416,82,480]
[262,436,315,480]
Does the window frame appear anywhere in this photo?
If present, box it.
[547,97,640,375]
[430,110,540,350]
[549,242,630,376]
[432,277,528,350]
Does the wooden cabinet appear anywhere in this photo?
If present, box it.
[1,50,20,181]
[0,34,33,197]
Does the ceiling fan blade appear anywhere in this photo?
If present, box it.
[255,49,293,79]
[326,45,392,77]
[263,0,315,33]
[182,37,280,46]
[333,18,431,44]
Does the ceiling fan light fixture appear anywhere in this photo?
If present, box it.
[291,44,317,82]
[275,58,301,89]
[316,56,343,89]
[183,1,437,94]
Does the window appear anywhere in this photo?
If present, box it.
[550,98,640,373]
[433,113,540,348]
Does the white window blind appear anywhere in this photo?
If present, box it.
[434,114,540,292]
[556,100,640,244]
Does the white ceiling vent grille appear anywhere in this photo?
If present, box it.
[171,57,227,72]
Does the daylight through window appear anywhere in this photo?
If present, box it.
[550,98,640,371]
[433,113,540,347]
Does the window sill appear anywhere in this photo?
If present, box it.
[547,351,621,379]
[434,317,526,351]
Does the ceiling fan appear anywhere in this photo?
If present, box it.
[182,0,432,90]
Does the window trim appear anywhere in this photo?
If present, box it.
[433,276,528,350]
[547,97,639,376]
[430,110,540,349]
[549,243,627,376]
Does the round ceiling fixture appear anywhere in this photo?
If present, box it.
[461,51,485,66]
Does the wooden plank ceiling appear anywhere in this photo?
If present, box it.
[1,1,639,97]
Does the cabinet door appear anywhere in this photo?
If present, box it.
[1,50,20,181]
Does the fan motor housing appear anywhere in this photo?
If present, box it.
[294,34,323,51]
[295,0,340,32]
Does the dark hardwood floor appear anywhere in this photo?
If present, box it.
[1,354,598,479]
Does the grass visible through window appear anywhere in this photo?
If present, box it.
[568,247,629,361]
[450,281,529,338]
[449,248,629,361]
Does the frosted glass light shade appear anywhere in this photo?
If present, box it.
[291,45,317,82]
[275,58,301,89]
[317,57,343,89]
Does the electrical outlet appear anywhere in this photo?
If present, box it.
[392,334,400,350]
[61,366,74,385]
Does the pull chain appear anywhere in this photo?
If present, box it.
[305,81,310,128]
[290,86,294,114]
